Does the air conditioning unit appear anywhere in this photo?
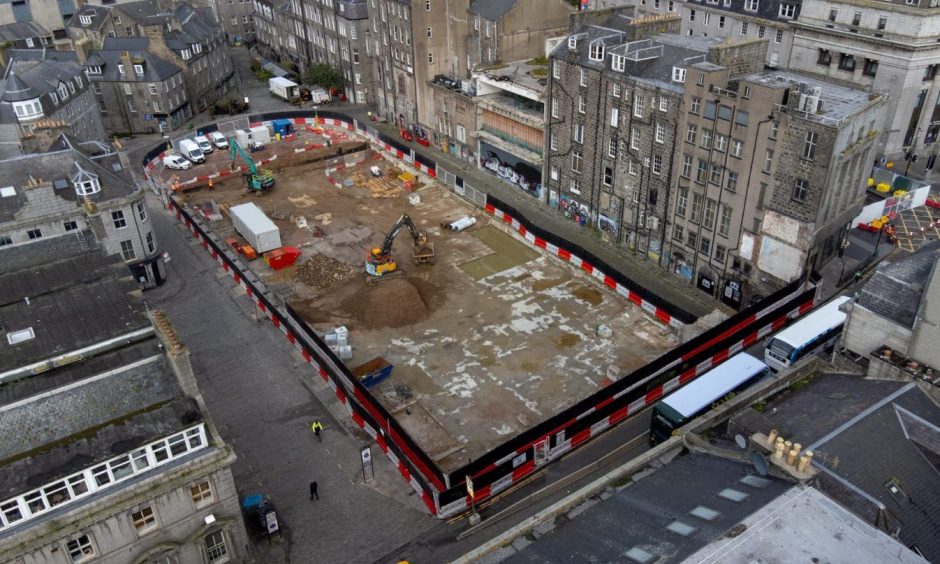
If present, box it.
[800,94,820,114]
[646,216,660,230]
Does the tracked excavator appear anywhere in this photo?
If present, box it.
[365,213,434,284]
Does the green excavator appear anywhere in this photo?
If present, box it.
[229,139,275,192]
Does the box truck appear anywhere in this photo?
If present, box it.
[230,203,281,253]
[269,77,300,102]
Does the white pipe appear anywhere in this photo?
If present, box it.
[450,216,476,232]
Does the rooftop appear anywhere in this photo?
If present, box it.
[0,242,210,533]
[0,21,49,42]
[506,453,790,563]
[92,38,182,82]
[0,144,138,224]
[740,69,881,125]
[468,0,517,20]
[475,58,549,100]
[552,18,716,92]
[685,486,927,564]
[759,374,940,562]
[855,241,940,328]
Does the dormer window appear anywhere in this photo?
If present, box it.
[589,42,605,61]
[75,179,100,195]
[672,67,686,82]
[57,84,69,100]
[118,63,125,75]
[192,43,202,54]
[182,49,191,60]
[79,14,92,25]
[13,100,42,119]
[568,36,578,49]
[51,92,58,104]
[72,165,100,196]
[134,64,144,75]
[612,54,625,72]
[87,66,102,74]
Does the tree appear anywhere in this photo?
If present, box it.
[303,63,344,90]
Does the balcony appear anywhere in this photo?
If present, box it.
[476,91,544,128]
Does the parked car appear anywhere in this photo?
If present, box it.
[194,135,214,153]
[163,155,192,170]
[178,139,205,163]
[209,131,229,149]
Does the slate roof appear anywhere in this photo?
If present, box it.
[88,38,180,83]
[68,4,112,31]
[551,16,716,93]
[856,241,940,328]
[0,146,138,224]
[0,49,84,123]
[0,247,147,373]
[507,453,790,563]
[468,0,517,20]
[808,384,940,562]
[0,72,39,102]
[0,242,208,512]
[0,21,50,42]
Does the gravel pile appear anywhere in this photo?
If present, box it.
[296,254,351,288]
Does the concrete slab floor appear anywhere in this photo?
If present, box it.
[178,141,678,474]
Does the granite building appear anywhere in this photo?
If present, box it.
[545,14,712,254]
[0,49,105,158]
[68,0,235,113]
[84,38,191,135]
[0,235,247,564]
[0,127,166,287]
[670,59,886,303]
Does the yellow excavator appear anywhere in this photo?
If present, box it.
[365,213,434,284]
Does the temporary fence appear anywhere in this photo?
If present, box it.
[144,109,820,518]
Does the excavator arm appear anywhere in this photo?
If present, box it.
[377,214,422,256]
[229,139,258,175]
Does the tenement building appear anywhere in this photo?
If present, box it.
[670,63,886,305]
[545,14,718,255]
[0,49,105,159]
[0,127,166,287]
[68,0,234,113]
[0,235,248,563]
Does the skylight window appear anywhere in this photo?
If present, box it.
[0,186,15,198]
[7,328,35,345]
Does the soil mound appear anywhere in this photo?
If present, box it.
[342,277,429,329]
[297,254,350,288]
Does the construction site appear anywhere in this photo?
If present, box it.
[170,124,678,473]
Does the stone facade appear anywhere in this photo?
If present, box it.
[0,134,164,286]
[68,1,235,113]
[788,0,940,172]
[546,16,712,256]
[214,0,257,43]
[670,57,886,303]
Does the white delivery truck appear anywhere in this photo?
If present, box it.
[194,135,214,153]
[230,203,281,253]
[178,139,205,163]
[269,77,300,102]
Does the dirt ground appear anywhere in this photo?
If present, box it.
[178,133,678,472]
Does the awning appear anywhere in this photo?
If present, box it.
[261,60,290,78]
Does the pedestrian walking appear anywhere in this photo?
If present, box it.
[854,270,863,283]
[309,481,318,500]
[311,420,323,442]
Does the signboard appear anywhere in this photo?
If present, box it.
[264,510,279,533]
[697,273,715,296]
[466,475,474,500]
[722,279,742,309]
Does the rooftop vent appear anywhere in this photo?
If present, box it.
[53,179,69,190]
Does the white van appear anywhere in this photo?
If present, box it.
[194,135,214,153]
[209,131,228,149]
[178,139,205,163]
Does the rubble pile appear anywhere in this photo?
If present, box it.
[296,254,350,288]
